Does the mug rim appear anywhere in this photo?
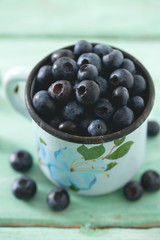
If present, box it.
[25,44,155,144]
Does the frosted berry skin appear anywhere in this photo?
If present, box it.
[77,53,102,72]
[129,96,145,114]
[52,57,78,80]
[113,106,134,130]
[62,101,84,121]
[132,75,147,96]
[76,80,100,105]
[74,40,92,57]
[147,121,160,137]
[102,49,124,69]
[36,65,54,90]
[48,80,72,102]
[88,119,107,136]
[51,49,74,64]
[109,69,134,90]
[10,150,33,172]
[112,86,129,108]
[94,99,114,121]
[121,58,136,75]
[95,76,108,97]
[77,64,98,81]
[123,181,143,201]
[93,44,112,57]
[47,188,70,211]
[141,170,160,192]
[58,121,77,134]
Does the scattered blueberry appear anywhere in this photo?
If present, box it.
[112,86,129,108]
[33,90,56,119]
[94,76,108,97]
[77,64,98,81]
[47,188,70,211]
[102,49,124,69]
[51,49,74,64]
[109,69,134,90]
[36,65,54,90]
[76,80,100,105]
[62,100,84,121]
[94,99,114,120]
[48,80,72,102]
[88,119,107,136]
[58,121,77,134]
[141,170,160,192]
[12,176,37,200]
[9,150,33,172]
[77,53,102,72]
[74,40,92,57]
[121,58,136,75]
[129,96,145,114]
[93,44,112,57]
[147,121,160,137]
[132,75,147,96]
[123,181,143,201]
[113,106,134,130]
[52,57,78,80]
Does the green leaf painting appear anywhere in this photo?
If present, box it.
[114,136,126,146]
[105,162,117,171]
[106,141,134,160]
[40,137,47,146]
[77,144,105,160]
[69,185,80,191]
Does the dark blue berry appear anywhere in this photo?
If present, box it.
[94,99,114,120]
[123,181,143,201]
[74,40,92,57]
[103,49,124,69]
[33,90,56,119]
[121,58,136,75]
[12,176,37,200]
[132,75,147,96]
[129,96,145,114]
[94,76,108,97]
[77,53,102,72]
[36,65,54,90]
[93,44,112,57]
[49,115,63,129]
[77,64,98,81]
[79,116,94,136]
[10,150,33,172]
[58,121,77,134]
[109,69,134,90]
[62,101,84,121]
[76,80,100,105]
[88,119,107,136]
[147,121,160,137]
[113,106,134,130]
[47,188,70,211]
[141,170,160,192]
[51,49,74,64]
[52,57,78,80]
[112,86,129,108]
[48,80,72,102]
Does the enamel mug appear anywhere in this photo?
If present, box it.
[3,45,155,196]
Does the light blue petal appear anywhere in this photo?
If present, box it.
[69,171,96,190]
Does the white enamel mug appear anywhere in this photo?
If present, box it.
[3,45,155,196]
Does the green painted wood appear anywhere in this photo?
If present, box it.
[0,39,160,228]
[0,0,160,38]
[0,227,160,240]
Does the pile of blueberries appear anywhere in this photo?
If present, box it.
[33,40,147,136]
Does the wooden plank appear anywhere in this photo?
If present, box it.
[0,227,160,240]
[0,0,160,38]
[0,38,160,228]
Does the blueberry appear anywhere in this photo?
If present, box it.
[141,170,160,192]
[121,58,136,75]
[48,80,72,102]
[88,119,107,136]
[129,96,145,114]
[62,100,84,121]
[76,80,100,105]
[112,86,129,108]
[33,90,56,119]
[52,57,78,80]
[36,65,54,90]
[147,121,160,137]
[51,49,74,64]
[12,176,37,200]
[93,44,112,57]
[74,40,92,57]
[109,69,134,90]
[79,115,94,136]
[77,53,102,72]
[47,188,70,211]
[77,64,98,81]
[94,76,108,97]
[113,106,134,130]
[123,181,143,201]
[58,121,77,134]
[103,49,124,69]
[49,115,63,129]
[9,150,33,172]
[94,99,114,120]
[132,75,147,96]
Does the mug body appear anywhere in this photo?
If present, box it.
[33,120,146,196]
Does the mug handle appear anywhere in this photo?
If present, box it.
[3,66,32,120]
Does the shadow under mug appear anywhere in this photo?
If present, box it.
[3,44,155,196]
